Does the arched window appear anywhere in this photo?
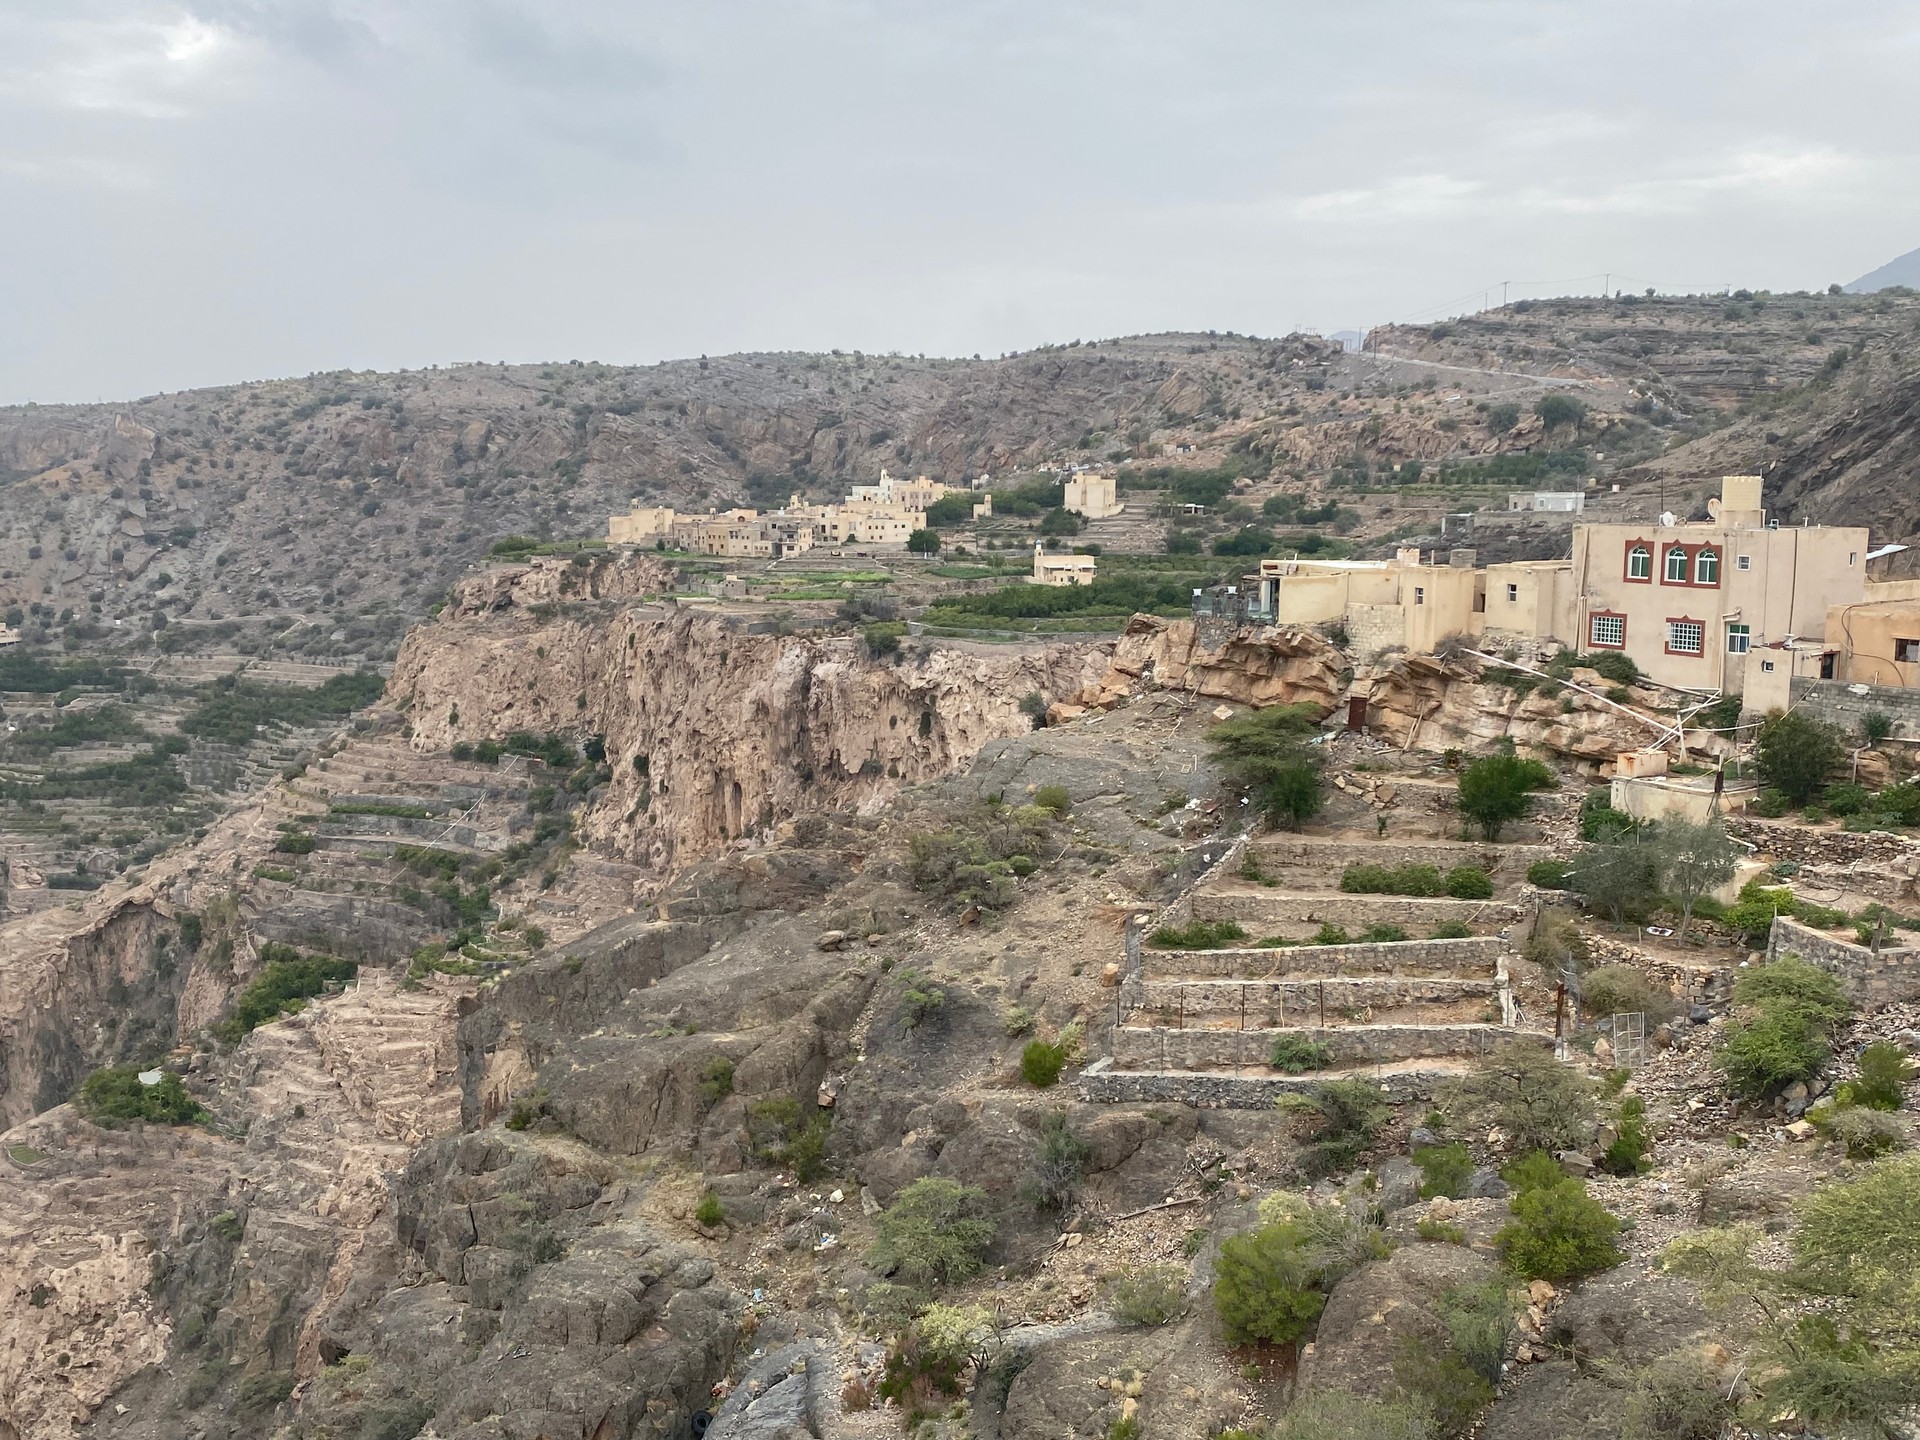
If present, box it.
[1627,544,1651,580]
[1695,548,1720,585]
[1665,545,1690,583]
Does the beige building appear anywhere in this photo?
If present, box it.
[608,505,678,545]
[1822,581,1920,688]
[1063,471,1123,520]
[1032,542,1096,587]
[1569,475,1869,694]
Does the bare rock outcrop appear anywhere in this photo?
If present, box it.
[1053,616,1345,720]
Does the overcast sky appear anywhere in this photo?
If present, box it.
[2,1,1916,404]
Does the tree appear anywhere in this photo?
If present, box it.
[1206,704,1326,831]
[906,528,941,554]
[1568,831,1664,924]
[1456,753,1537,840]
[1213,1221,1325,1345]
[1440,1039,1595,1155]
[867,1178,997,1288]
[1536,393,1585,432]
[1651,819,1741,938]
[1753,711,1844,806]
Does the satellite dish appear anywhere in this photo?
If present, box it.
[1659,511,1677,527]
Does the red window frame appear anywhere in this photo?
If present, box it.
[1657,542,1724,589]
[1588,610,1627,649]
[1661,542,1693,585]
[1664,615,1706,656]
[1623,539,1653,583]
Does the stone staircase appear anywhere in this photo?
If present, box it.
[1080,831,1552,1107]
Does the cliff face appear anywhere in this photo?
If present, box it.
[389,556,1112,873]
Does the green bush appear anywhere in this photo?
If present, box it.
[1620,1349,1736,1440]
[77,1066,206,1126]
[1206,704,1327,831]
[1311,922,1352,946]
[1444,866,1493,899]
[1417,1218,1467,1245]
[1391,1337,1491,1438]
[1819,1105,1906,1159]
[1269,1390,1436,1440]
[1021,1037,1071,1087]
[1581,964,1671,1020]
[1500,1150,1569,1195]
[1340,862,1445,896]
[1837,1041,1914,1111]
[1597,1096,1653,1177]
[1718,1005,1832,1100]
[1733,955,1851,1028]
[1441,1041,1595,1156]
[1525,859,1570,889]
[694,1191,726,1227]
[1102,1265,1188,1326]
[1430,921,1474,940]
[1457,754,1541,841]
[1496,1176,1622,1281]
[1023,1110,1092,1213]
[1413,1143,1474,1199]
[1032,784,1071,815]
[1147,919,1247,949]
[868,1178,997,1288]
[864,621,905,657]
[895,968,948,1029]
[1280,1078,1389,1178]
[1439,1278,1516,1387]
[698,1059,734,1103]
[273,830,316,855]
[746,1097,833,1181]
[1362,923,1410,943]
[1213,1221,1325,1345]
[1754,711,1844,806]
[1271,1035,1334,1074]
[1824,782,1871,817]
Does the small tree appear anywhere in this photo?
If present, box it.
[1206,704,1326,831]
[867,1178,997,1288]
[906,528,941,555]
[1456,753,1537,841]
[1022,1110,1092,1213]
[1441,1039,1595,1154]
[1651,819,1741,938]
[1213,1221,1324,1345]
[1536,393,1585,432]
[1753,711,1844,807]
[1568,832,1664,925]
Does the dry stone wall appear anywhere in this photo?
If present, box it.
[1768,916,1920,1005]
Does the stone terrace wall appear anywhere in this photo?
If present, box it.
[1139,935,1504,980]
[1190,891,1523,932]
[1113,1022,1510,1070]
[1076,1057,1441,1107]
[1768,916,1920,1005]
[1142,976,1497,1021]
[1247,835,1555,876]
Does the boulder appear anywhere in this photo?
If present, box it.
[1300,1243,1503,1401]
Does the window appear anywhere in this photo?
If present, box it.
[1506,583,1519,603]
[1737,555,1751,571]
[1762,659,1776,672]
[1414,587,1425,605]
[1695,548,1720,585]
[1589,613,1625,648]
[1626,544,1652,581]
[1850,553,1859,565]
[1897,639,1920,664]
[1726,623,1750,655]
[1667,618,1705,655]
[1665,546,1689,583]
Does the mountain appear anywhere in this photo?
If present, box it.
[1846,245,1920,294]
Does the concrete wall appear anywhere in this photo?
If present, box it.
[1113,1022,1511,1070]
[1189,891,1522,934]
[1787,677,1920,739]
[1767,916,1920,1005]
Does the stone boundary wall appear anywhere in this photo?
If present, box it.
[1076,1058,1437,1106]
[1113,1022,1511,1070]
[1768,916,1920,1005]
[1247,835,1555,875]
[1142,975,1497,1020]
[1728,817,1914,870]
[1190,891,1522,932]
[1789,677,1920,737]
[317,814,502,851]
[1139,935,1504,981]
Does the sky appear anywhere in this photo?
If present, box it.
[2,1,1917,404]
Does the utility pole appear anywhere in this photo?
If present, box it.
[1501,280,1509,307]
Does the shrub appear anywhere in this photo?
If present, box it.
[1413,1143,1474,1199]
[1280,1077,1389,1177]
[1213,1221,1325,1345]
[699,1058,734,1103]
[1522,912,1590,971]
[1568,835,1664,924]
[1579,790,1638,841]
[1439,1279,1516,1386]
[1445,865,1493,899]
[868,1178,997,1288]
[1362,922,1409,943]
[1206,704,1328,830]
[1500,1150,1570,1195]
[1825,782,1871,816]
[1032,784,1071,815]
[1311,922,1352,945]
[1536,393,1585,431]
[77,1066,205,1126]
[213,949,358,1045]
[1102,1265,1188,1326]
[694,1191,725,1227]
[1024,1110,1092,1213]
[1496,1176,1622,1281]
[1417,1217,1468,1245]
[1754,711,1844,806]
[1837,1041,1914,1111]
[1457,754,1540,841]
[1268,1389,1436,1440]
[1621,1349,1736,1440]
[1391,1337,1491,1438]
[746,1097,833,1180]
[1441,1040,1595,1155]
[1863,711,1895,745]
[1526,858,1570,889]
[1733,955,1851,1029]
[894,968,947,1029]
[273,830,316,855]
[1271,1035,1334,1073]
[1581,964,1671,1020]
[1430,921,1474,940]
[1819,1105,1906,1159]
[1340,862,1445,896]
[1021,1037,1071,1087]
[1147,919,1247,949]
[1597,1096,1654,1177]
[1718,1004,1832,1100]
[863,621,905,657]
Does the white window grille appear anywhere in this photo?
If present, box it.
[1589,613,1625,648]
[1668,619,1704,655]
